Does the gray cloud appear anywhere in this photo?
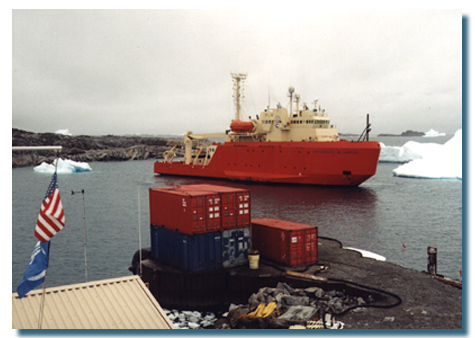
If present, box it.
[12,9,462,136]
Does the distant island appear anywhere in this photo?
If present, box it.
[12,128,172,168]
[377,130,425,137]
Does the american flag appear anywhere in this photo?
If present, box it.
[34,172,65,242]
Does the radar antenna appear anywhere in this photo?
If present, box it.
[231,73,247,121]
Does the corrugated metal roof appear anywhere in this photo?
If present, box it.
[12,275,175,329]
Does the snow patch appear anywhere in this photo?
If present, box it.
[55,129,72,136]
[343,247,386,261]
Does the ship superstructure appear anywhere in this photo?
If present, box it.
[154,74,380,186]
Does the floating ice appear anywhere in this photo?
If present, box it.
[392,129,462,179]
[423,129,446,138]
[379,141,442,163]
[34,158,92,174]
[55,129,72,136]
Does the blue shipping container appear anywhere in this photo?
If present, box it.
[222,227,251,268]
[151,225,222,272]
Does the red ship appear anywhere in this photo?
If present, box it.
[154,74,381,186]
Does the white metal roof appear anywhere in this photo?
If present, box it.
[12,275,175,329]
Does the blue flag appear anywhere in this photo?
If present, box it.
[17,241,50,299]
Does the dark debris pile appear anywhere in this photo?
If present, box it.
[215,282,373,329]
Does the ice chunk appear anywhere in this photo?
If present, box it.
[393,129,462,179]
[34,158,92,174]
[423,129,446,138]
[379,141,442,163]
[188,322,200,329]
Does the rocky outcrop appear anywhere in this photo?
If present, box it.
[12,128,172,167]
[377,130,425,137]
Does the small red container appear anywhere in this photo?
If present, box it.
[251,218,318,266]
[182,184,251,229]
[149,186,221,235]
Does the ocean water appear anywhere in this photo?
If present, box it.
[11,135,462,293]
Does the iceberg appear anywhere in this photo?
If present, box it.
[392,129,462,179]
[34,159,92,174]
[55,129,73,136]
[423,129,446,138]
[379,141,442,163]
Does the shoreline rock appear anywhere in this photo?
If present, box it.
[12,128,172,167]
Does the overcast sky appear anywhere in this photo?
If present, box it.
[12,9,462,136]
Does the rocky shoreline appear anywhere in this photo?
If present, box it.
[12,128,174,168]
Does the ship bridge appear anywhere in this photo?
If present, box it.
[228,87,339,143]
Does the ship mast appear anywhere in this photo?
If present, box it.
[231,73,247,121]
[287,87,295,118]
[295,94,300,116]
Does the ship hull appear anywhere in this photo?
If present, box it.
[154,141,381,186]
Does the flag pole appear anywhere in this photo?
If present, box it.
[38,151,60,329]
[82,190,88,282]
[137,185,143,277]
[72,189,88,282]
[37,259,49,329]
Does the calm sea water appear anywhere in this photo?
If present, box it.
[11,135,463,292]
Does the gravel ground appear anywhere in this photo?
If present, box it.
[313,237,463,329]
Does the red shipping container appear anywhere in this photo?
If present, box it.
[181,184,251,229]
[149,186,221,235]
[251,218,318,266]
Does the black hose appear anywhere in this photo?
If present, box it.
[258,259,402,316]
[327,277,402,313]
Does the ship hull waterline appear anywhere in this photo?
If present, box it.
[154,140,381,186]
